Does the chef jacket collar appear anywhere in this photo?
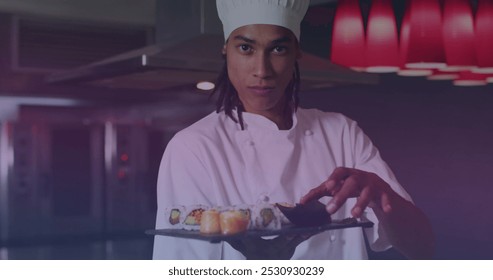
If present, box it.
[233,109,299,132]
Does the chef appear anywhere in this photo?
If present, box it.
[153,0,434,259]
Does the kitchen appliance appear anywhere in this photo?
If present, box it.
[0,102,206,258]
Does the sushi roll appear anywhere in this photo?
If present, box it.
[200,209,221,234]
[219,210,250,235]
[234,204,254,229]
[183,205,208,230]
[275,202,294,225]
[163,206,185,229]
[252,204,281,230]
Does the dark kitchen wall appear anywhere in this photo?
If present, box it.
[301,74,493,260]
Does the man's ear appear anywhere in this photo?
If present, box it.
[222,44,227,55]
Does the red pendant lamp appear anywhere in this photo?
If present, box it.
[365,0,400,73]
[331,0,366,71]
[427,70,460,81]
[453,71,488,86]
[398,0,432,76]
[405,0,446,69]
[442,0,477,72]
[472,0,493,74]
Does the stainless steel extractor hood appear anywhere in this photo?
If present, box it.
[46,0,378,91]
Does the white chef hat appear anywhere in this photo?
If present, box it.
[216,0,310,42]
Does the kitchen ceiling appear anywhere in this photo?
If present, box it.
[0,0,338,26]
[0,0,156,25]
[43,0,377,91]
[0,0,378,101]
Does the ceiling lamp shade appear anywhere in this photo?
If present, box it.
[442,0,477,72]
[398,68,432,77]
[331,0,366,71]
[405,0,446,69]
[365,0,400,73]
[427,70,459,81]
[453,71,488,86]
[472,0,493,74]
[398,0,432,76]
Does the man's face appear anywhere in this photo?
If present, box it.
[223,24,301,117]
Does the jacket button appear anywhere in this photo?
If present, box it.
[304,130,313,136]
[258,194,270,203]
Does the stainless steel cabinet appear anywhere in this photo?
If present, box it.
[0,106,167,245]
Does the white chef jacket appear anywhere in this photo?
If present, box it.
[153,108,413,259]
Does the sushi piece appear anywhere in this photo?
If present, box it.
[252,204,281,230]
[219,210,249,235]
[275,200,331,227]
[183,205,208,230]
[234,204,254,229]
[200,209,221,234]
[163,206,185,229]
[169,208,181,225]
[275,202,294,225]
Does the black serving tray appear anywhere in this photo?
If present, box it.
[146,219,373,243]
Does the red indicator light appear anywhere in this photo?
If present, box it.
[120,153,129,162]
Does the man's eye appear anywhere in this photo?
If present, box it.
[272,46,287,54]
[239,44,252,52]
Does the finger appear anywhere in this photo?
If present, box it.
[300,167,352,204]
[351,186,372,218]
[326,175,361,214]
[321,167,353,199]
[300,179,337,204]
[380,192,392,214]
[328,167,352,182]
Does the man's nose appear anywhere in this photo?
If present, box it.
[253,53,273,79]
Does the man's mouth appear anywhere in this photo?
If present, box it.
[247,86,275,95]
